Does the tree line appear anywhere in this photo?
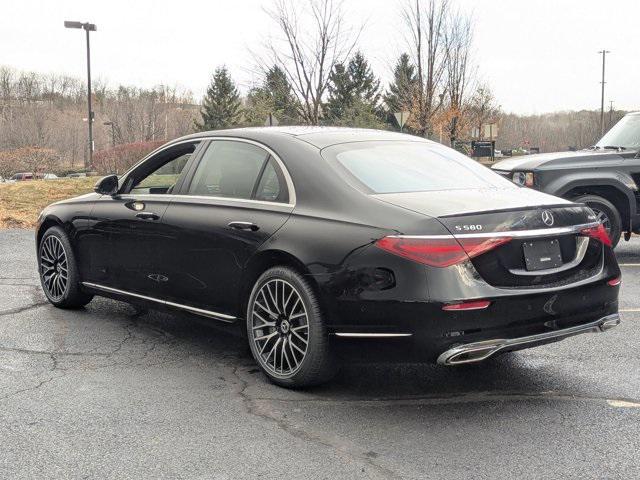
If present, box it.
[197,0,498,142]
[0,0,619,177]
[0,65,198,176]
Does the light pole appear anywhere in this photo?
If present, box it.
[103,121,116,148]
[598,49,610,136]
[64,21,97,170]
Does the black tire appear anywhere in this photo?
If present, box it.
[246,266,335,388]
[38,226,93,308]
[573,194,622,248]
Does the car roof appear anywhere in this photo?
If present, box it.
[174,126,432,149]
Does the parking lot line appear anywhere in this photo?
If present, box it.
[607,399,640,408]
[620,309,640,312]
[619,263,640,266]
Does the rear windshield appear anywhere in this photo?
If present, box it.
[323,141,515,194]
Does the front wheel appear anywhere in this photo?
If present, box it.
[573,194,622,248]
[38,226,93,308]
[246,266,335,388]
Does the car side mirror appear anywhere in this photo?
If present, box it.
[94,175,119,196]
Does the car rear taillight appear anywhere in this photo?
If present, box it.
[580,223,612,247]
[607,277,621,287]
[375,235,512,268]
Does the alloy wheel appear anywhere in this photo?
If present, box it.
[250,279,309,377]
[40,235,68,300]
[593,208,612,235]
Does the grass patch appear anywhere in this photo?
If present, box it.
[0,178,95,228]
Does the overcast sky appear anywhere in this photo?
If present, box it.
[3,0,639,114]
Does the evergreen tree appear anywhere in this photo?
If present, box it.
[195,66,242,131]
[385,53,418,114]
[348,51,381,110]
[245,65,300,126]
[264,65,300,123]
[324,51,383,127]
[324,63,352,121]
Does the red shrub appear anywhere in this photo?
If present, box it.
[93,140,164,174]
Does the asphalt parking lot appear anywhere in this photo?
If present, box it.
[1,229,639,479]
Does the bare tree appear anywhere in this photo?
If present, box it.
[402,0,450,137]
[258,0,361,125]
[443,8,474,144]
[0,65,198,174]
[468,83,500,139]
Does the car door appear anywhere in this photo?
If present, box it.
[84,140,202,297]
[158,139,295,318]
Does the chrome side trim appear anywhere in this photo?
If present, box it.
[395,222,600,240]
[508,236,591,276]
[169,194,294,210]
[437,313,620,366]
[81,282,236,323]
[334,333,413,338]
[114,193,294,212]
[164,300,235,322]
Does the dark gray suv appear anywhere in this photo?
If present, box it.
[493,112,640,247]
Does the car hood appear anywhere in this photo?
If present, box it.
[372,187,571,218]
[491,150,623,171]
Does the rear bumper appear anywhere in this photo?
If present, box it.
[329,275,619,363]
[437,313,620,365]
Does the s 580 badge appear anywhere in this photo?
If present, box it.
[455,224,483,231]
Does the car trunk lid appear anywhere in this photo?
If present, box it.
[373,189,603,288]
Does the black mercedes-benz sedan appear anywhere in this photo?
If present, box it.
[36,127,621,387]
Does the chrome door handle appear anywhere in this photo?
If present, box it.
[228,221,259,231]
[136,212,159,220]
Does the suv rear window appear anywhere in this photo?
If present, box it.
[323,141,514,194]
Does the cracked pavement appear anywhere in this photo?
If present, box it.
[1,229,640,479]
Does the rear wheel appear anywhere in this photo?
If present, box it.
[246,266,335,388]
[38,226,93,308]
[573,194,622,248]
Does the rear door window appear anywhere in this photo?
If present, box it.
[254,157,289,203]
[188,141,269,199]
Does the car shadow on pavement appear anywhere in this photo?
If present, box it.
[77,296,595,404]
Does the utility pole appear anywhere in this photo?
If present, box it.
[598,49,610,136]
[609,100,614,126]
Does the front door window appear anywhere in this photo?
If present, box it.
[127,142,199,195]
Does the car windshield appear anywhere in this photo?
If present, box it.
[596,114,640,150]
[323,141,515,194]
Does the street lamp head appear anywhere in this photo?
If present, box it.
[64,21,97,31]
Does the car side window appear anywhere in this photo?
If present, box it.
[188,141,269,199]
[254,157,289,203]
[128,142,198,195]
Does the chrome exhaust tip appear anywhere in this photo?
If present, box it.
[437,340,504,366]
[599,315,620,332]
[437,313,620,366]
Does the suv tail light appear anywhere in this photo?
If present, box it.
[580,223,612,247]
[375,235,512,268]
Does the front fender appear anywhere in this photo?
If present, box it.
[543,171,637,217]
